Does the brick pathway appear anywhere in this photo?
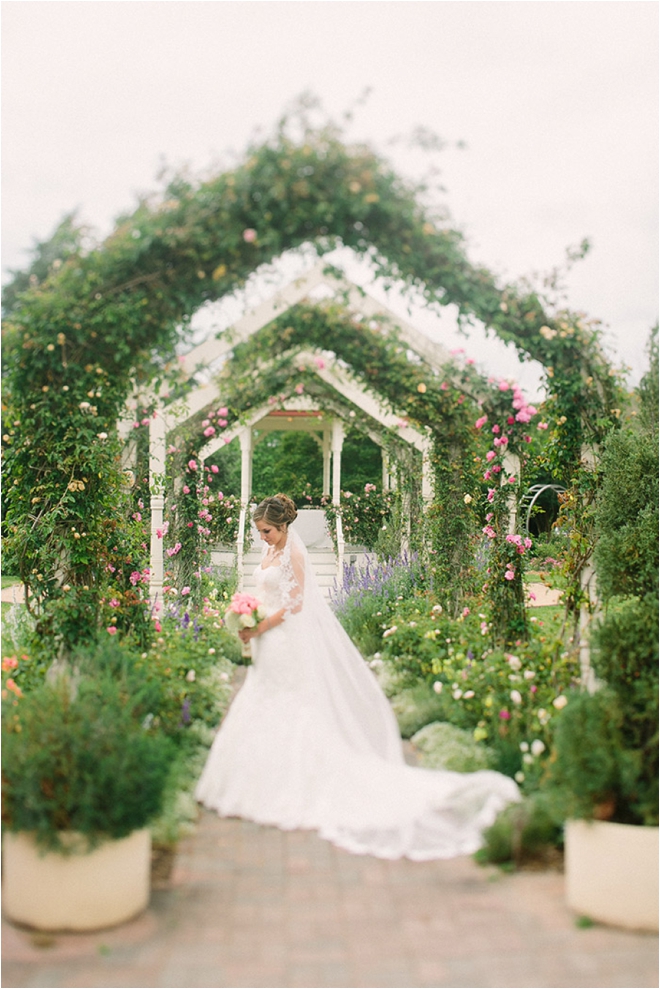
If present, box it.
[3,809,658,989]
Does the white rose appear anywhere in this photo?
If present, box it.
[433,681,443,694]
[552,695,568,710]
[185,670,196,682]
[531,739,546,757]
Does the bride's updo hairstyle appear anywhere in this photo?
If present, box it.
[253,494,298,530]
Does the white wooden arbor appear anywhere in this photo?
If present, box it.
[138,262,496,604]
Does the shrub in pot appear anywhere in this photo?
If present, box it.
[2,671,174,930]
[547,410,658,930]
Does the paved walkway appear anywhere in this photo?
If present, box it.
[3,809,658,989]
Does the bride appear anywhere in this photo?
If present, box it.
[195,494,519,860]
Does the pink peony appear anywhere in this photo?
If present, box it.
[485,450,496,462]
[188,459,198,471]
[203,426,215,437]
[475,415,488,430]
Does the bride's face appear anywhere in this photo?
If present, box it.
[256,518,286,549]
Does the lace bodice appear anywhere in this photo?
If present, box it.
[254,564,285,614]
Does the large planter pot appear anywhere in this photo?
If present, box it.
[565,819,659,932]
[2,828,151,931]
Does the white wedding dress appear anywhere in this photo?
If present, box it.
[195,527,519,860]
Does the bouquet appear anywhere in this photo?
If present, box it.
[224,592,267,660]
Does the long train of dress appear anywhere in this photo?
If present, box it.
[195,536,520,861]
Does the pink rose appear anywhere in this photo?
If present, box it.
[188,460,198,471]
[107,626,118,635]
[203,426,215,437]
[475,415,488,430]
[217,407,228,416]
[486,451,496,462]
[243,228,257,243]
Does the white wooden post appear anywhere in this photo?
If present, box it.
[381,449,390,491]
[322,430,332,497]
[421,437,434,505]
[149,410,166,608]
[502,451,521,534]
[239,426,253,505]
[331,419,344,506]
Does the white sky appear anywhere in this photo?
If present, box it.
[2,0,658,396]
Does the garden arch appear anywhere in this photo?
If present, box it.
[3,121,622,656]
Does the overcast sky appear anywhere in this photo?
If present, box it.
[2,0,658,395]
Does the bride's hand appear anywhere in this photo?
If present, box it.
[238,628,255,643]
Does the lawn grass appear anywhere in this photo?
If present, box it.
[1,576,21,589]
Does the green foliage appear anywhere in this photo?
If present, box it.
[1,212,86,319]
[1,673,175,852]
[548,688,656,825]
[476,792,563,867]
[331,551,430,656]
[411,721,496,772]
[637,325,658,434]
[375,591,578,782]
[388,683,448,738]
[593,429,658,600]
[325,486,395,550]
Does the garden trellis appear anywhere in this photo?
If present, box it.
[2,118,624,653]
